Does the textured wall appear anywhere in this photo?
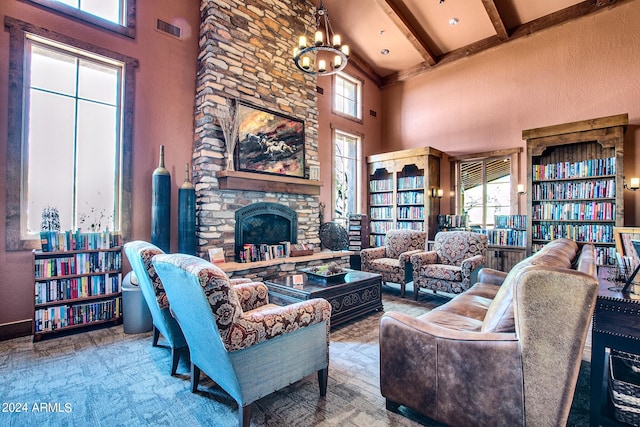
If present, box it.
[193,0,320,260]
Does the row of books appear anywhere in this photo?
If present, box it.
[482,229,527,247]
[531,179,615,200]
[39,230,122,252]
[35,274,122,304]
[531,223,614,243]
[397,176,424,190]
[437,215,468,228]
[34,298,122,333]
[494,215,526,230]
[532,157,615,181]
[532,243,616,266]
[397,191,424,205]
[370,193,393,205]
[396,221,424,231]
[532,201,616,221]
[369,179,394,192]
[370,207,393,220]
[34,251,122,278]
[397,206,424,220]
[370,220,393,234]
[238,242,291,263]
[371,235,387,247]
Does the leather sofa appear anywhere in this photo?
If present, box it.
[379,238,598,426]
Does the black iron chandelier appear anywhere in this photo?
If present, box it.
[293,0,349,76]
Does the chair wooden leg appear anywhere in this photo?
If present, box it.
[170,347,181,376]
[400,282,405,298]
[239,404,252,427]
[414,284,419,300]
[190,363,200,393]
[318,367,328,396]
[152,326,160,346]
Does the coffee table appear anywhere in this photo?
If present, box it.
[264,269,383,327]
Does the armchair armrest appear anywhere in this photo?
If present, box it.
[409,250,438,271]
[234,282,270,312]
[460,254,485,279]
[224,298,332,352]
[399,249,423,264]
[229,277,254,285]
[478,268,508,286]
[360,247,387,264]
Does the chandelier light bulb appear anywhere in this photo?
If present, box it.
[314,31,323,46]
[334,55,342,68]
[332,34,341,48]
[318,60,326,72]
[302,56,310,69]
[298,36,307,50]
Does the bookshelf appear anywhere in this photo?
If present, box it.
[436,215,469,233]
[486,215,527,247]
[523,114,627,266]
[367,147,442,247]
[347,214,369,252]
[32,231,123,341]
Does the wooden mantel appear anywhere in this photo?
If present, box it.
[215,170,322,195]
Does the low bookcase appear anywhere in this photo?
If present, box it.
[32,246,123,341]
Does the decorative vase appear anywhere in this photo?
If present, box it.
[178,163,196,255]
[151,145,171,252]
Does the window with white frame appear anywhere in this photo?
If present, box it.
[25,36,122,234]
[25,0,135,37]
[5,18,136,250]
[334,130,362,226]
[333,72,362,121]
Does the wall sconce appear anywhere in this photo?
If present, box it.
[431,188,443,198]
[624,177,640,191]
[517,184,526,195]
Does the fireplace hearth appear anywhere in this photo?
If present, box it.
[234,202,297,261]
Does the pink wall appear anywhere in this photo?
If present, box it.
[381,2,640,222]
[317,64,383,220]
[0,0,200,331]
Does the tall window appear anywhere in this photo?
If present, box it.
[25,36,122,234]
[334,130,362,225]
[5,17,136,250]
[333,72,362,121]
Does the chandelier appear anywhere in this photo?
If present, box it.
[293,0,349,76]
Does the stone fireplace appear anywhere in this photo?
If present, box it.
[234,202,297,261]
[192,0,320,262]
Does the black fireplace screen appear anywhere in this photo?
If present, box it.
[234,202,297,261]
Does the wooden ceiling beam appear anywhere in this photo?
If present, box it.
[382,0,630,87]
[481,0,509,41]
[375,0,437,66]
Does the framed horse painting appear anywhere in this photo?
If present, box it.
[234,101,305,178]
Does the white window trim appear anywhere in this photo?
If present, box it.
[332,72,363,123]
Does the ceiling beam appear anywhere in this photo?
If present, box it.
[481,0,509,41]
[375,0,437,66]
[382,0,630,87]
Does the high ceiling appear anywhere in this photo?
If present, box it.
[316,0,627,87]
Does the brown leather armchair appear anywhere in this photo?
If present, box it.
[380,239,598,426]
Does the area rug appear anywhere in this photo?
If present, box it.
[0,286,590,426]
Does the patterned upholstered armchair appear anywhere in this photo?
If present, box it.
[152,253,331,427]
[410,231,487,298]
[360,229,427,297]
[124,241,188,375]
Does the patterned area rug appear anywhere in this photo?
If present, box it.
[0,285,590,426]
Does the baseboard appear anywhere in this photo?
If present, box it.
[0,320,32,341]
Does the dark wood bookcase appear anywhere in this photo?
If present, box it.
[367,147,442,247]
[523,114,627,265]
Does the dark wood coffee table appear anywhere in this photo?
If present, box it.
[264,270,383,327]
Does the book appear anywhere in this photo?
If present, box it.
[208,247,225,264]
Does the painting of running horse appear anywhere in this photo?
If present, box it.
[235,101,305,178]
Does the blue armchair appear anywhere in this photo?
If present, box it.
[123,241,188,375]
[152,253,331,427]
